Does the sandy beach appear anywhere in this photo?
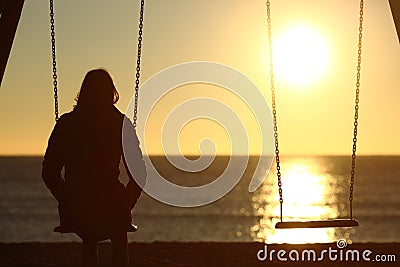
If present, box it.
[0,242,398,267]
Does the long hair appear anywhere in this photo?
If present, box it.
[74,68,119,111]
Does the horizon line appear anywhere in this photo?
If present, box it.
[1,153,399,157]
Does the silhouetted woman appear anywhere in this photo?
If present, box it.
[42,68,146,267]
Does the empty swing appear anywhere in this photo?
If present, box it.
[266,0,363,229]
[49,0,145,233]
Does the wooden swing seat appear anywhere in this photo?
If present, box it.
[54,224,138,233]
[275,219,359,229]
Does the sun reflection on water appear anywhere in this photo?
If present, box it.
[251,158,351,244]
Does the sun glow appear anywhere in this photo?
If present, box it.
[272,24,330,87]
[251,160,341,244]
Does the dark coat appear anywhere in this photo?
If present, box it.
[42,106,146,240]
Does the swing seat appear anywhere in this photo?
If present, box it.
[54,223,138,233]
[53,225,73,233]
[127,223,138,232]
[275,219,359,229]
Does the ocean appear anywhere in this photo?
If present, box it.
[0,156,399,244]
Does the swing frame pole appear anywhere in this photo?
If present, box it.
[389,0,400,42]
[0,0,25,87]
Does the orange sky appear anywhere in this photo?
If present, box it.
[0,0,399,155]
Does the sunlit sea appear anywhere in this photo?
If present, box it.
[0,156,399,244]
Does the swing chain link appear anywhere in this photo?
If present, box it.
[266,0,283,222]
[133,0,145,129]
[50,0,59,122]
[349,0,364,218]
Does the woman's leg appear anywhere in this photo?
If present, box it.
[111,232,128,267]
[81,239,99,267]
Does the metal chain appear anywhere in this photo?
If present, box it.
[49,0,59,121]
[266,0,283,222]
[349,0,364,219]
[133,0,145,129]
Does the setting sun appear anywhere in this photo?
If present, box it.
[272,24,330,87]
